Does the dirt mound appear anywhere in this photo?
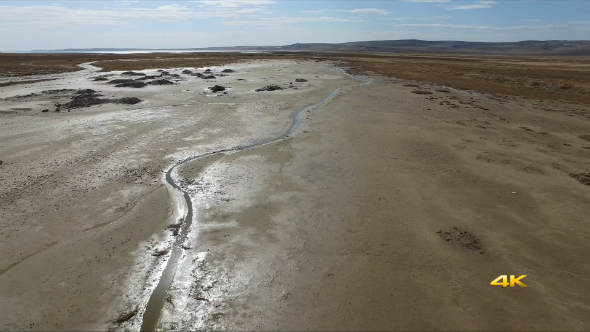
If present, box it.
[108,79,135,85]
[121,71,145,76]
[295,78,307,82]
[148,79,175,86]
[256,84,283,92]
[134,75,159,81]
[209,85,226,92]
[221,69,235,73]
[115,81,148,88]
[436,227,484,253]
[118,97,142,105]
[54,89,141,111]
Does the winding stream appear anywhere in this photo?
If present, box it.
[140,71,371,331]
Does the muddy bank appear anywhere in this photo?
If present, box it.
[0,60,349,331]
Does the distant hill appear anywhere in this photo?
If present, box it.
[276,40,590,55]
[32,40,590,56]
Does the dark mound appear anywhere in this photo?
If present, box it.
[411,90,433,95]
[579,135,590,143]
[115,81,148,88]
[55,89,142,111]
[295,78,307,82]
[182,69,193,74]
[202,75,216,79]
[134,75,159,81]
[256,84,283,92]
[121,71,146,76]
[93,77,109,81]
[57,90,104,110]
[204,69,212,72]
[148,79,175,86]
[221,69,235,73]
[192,73,206,78]
[108,79,135,85]
[118,97,142,105]
[209,85,226,93]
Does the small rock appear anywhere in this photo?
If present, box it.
[255,84,283,92]
[209,85,226,92]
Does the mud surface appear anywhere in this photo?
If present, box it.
[1,58,590,331]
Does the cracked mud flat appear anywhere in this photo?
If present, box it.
[2,57,590,331]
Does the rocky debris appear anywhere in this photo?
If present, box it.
[191,72,206,78]
[570,173,590,186]
[166,222,182,236]
[41,109,49,112]
[54,89,141,111]
[112,307,139,324]
[237,78,246,81]
[92,77,109,81]
[209,85,226,92]
[436,227,484,253]
[579,135,590,143]
[295,78,307,82]
[256,84,283,92]
[152,248,170,256]
[204,69,212,72]
[148,79,175,86]
[182,69,193,74]
[121,71,145,76]
[221,69,235,73]
[115,81,147,88]
[202,75,216,79]
[520,126,533,132]
[411,90,433,95]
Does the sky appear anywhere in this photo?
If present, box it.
[0,0,589,51]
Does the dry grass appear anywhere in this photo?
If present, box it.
[334,53,590,104]
[2,51,590,104]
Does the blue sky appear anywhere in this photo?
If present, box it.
[0,0,588,51]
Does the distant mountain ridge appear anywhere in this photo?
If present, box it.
[32,39,590,55]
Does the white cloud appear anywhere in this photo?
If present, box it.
[392,16,451,21]
[193,0,276,7]
[348,9,391,15]
[0,4,268,28]
[402,0,450,2]
[446,1,497,10]
[302,8,391,16]
[223,16,363,26]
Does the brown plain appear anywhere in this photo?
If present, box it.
[1,52,589,104]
